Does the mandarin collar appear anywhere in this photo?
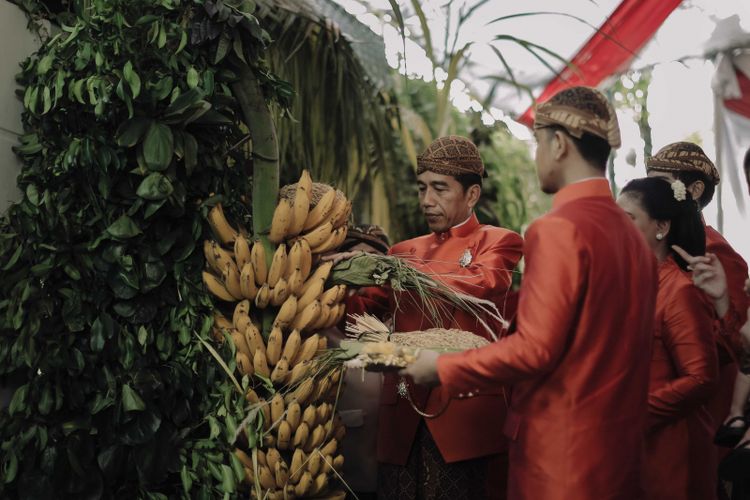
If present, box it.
[552,178,613,210]
[432,212,480,241]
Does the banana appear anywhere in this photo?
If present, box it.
[250,240,268,286]
[332,199,352,229]
[213,311,233,332]
[315,404,328,427]
[231,329,252,359]
[313,377,331,403]
[271,358,290,385]
[245,321,265,357]
[294,472,312,497]
[277,420,291,450]
[331,368,342,385]
[292,300,321,331]
[270,393,285,424]
[234,236,252,270]
[298,239,312,280]
[299,221,333,249]
[288,360,310,385]
[267,244,288,288]
[259,399,271,432]
[240,263,258,300]
[310,305,331,330]
[327,195,348,228]
[255,283,271,308]
[298,170,313,194]
[269,198,293,244]
[233,300,251,326]
[299,261,333,296]
[258,465,276,490]
[285,377,315,406]
[254,349,271,378]
[318,286,340,307]
[325,303,346,328]
[303,188,336,232]
[321,454,333,475]
[236,352,253,375]
[266,327,283,366]
[293,422,310,449]
[311,226,347,254]
[302,404,317,429]
[284,241,301,280]
[234,313,251,334]
[310,473,328,496]
[263,434,276,448]
[334,284,347,303]
[320,438,337,457]
[274,461,289,490]
[202,271,235,301]
[270,278,290,307]
[290,448,306,483]
[235,448,254,469]
[208,203,238,245]
[286,401,301,431]
[307,451,321,476]
[203,240,220,273]
[282,329,301,363]
[287,183,310,238]
[210,241,235,271]
[245,387,260,404]
[266,448,282,471]
[317,335,328,352]
[287,268,305,296]
[305,424,326,452]
[293,334,320,366]
[257,448,268,467]
[222,263,243,300]
[273,295,298,328]
[296,278,324,312]
[332,454,344,471]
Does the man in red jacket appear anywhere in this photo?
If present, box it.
[343,135,523,499]
[646,142,750,443]
[404,87,658,499]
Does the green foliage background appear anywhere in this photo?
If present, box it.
[0,0,288,497]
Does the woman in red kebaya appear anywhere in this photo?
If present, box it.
[618,177,719,500]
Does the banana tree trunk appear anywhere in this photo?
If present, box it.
[233,64,279,338]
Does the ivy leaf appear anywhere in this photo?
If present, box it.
[121,383,146,412]
[8,384,28,416]
[123,61,141,98]
[164,88,204,116]
[26,184,40,206]
[183,132,198,175]
[142,122,174,171]
[137,173,174,201]
[107,215,142,239]
[187,67,199,89]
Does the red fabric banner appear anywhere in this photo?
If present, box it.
[724,70,750,119]
[517,0,683,126]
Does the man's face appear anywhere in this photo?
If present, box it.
[534,128,560,194]
[417,171,474,233]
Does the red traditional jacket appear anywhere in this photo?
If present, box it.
[703,225,749,441]
[347,213,523,465]
[644,257,718,500]
[437,179,658,500]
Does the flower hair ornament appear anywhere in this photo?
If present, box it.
[671,180,687,201]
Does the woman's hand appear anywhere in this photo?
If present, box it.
[673,245,730,317]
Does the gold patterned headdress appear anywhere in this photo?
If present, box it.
[416,136,485,177]
[646,142,720,185]
[533,86,621,149]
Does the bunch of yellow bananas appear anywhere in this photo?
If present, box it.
[203,170,352,498]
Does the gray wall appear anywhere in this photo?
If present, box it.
[0,1,40,407]
[0,1,41,212]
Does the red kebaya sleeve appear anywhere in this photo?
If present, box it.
[437,217,585,392]
[648,285,718,426]
[715,246,750,359]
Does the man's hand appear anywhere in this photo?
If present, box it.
[319,250,363,266]
[673,245,730,317]
[399,350,441,387]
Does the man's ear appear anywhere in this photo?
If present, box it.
[466,184,481,209]
[687,180,705,202]
[552,130,568,161]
